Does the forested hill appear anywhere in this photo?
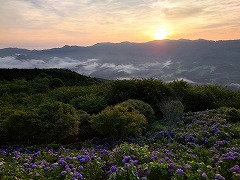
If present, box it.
[0,68,103,86]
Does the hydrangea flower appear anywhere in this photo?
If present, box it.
[230,165,240,172]
[176,168,184,174]
[60,171,67,176]
[110,166,118,172]
[215,174,225,180]
[202,172,207,178]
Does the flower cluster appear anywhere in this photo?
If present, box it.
[0,109,239,179]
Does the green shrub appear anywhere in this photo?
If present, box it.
[104,79,174,115]
[0,122,5,145]
[117,99,155,122]
[32,77,50,93]
[77,110,97,140]
[2,101,79,144]
[160,100,184,125]
[221,107,240,123]
[49,78,64,88]
[168,80,190,97]
[91,105,147,139]
[70,94,107,114]
[181,88,215,112]
[148,162,172,180]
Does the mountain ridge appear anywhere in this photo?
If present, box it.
[0,39,240,89]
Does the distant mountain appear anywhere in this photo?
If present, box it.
[0,39,240,89]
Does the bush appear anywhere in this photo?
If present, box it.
[0,122,5,145]
[2,101,79,144]
[77,110,97,140]
[117,99,155,123]
[104,79,174,115]
[49,78,64,88]
[70,94,107,114]
[32,77,50,93]
[220,107,240,123]
[160,100,184,125]
[91,105,147,139]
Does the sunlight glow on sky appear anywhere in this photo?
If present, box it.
[0,0,240,49]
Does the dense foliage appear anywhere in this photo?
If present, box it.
[0,110,240,179]
[2,101,79,145]
[0,69,240,179]
[1,72,240,144]
[0,68,102,86]
[91,104,147,139]
[117,99,155,123]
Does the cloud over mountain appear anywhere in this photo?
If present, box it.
[1,40,240,88]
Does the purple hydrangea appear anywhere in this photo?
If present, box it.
[60,171,67,176]
[79,165,84,171]
[58,159,67,167]
[230,165,240,172]
[202,173,207,178]
[122,156,131,163]
[215,174,225,180]
[176,168,184,174]
[73,172,83,179]
[168,162,174,168]
[110,165,118,172]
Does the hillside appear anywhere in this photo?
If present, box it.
[0,68,103,86]
[0,72,240,179]
[1,39,240,89]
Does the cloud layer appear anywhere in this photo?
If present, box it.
[0,56,172,79]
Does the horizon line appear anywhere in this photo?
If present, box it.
[1,38,240,51]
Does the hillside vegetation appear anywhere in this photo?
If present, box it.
[0,68,103,86]
[0,69,240,179]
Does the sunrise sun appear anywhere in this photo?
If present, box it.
[155,29,168,40]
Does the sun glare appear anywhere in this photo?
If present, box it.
[155,29,168,40]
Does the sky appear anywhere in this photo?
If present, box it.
[0,0,240,49]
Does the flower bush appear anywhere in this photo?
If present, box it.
[0,109,240,179]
